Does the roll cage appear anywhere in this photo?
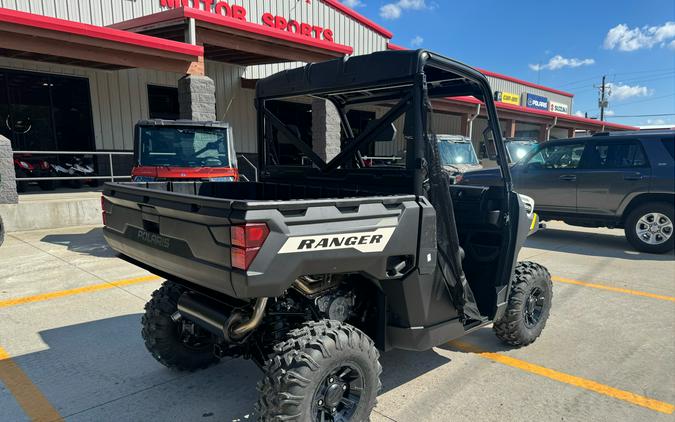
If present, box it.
[254,49,513,198]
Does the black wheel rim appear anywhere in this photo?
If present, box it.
[312,363,364,422]
[523,286,545,328]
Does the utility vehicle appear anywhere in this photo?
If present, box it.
[436,134,482,175]
[102,50,552,421]
[131,120,239,183]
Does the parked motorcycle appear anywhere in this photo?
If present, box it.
[13,155,56,192]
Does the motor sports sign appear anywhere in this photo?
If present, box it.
[160,0,334,42]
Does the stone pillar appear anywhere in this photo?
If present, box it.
[311,98,341,162]
[0,135,18,204]
[178,74,216,121]
[568,127,576,138]
[460,113,470,137]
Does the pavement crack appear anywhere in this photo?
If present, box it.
[373,409,400,421]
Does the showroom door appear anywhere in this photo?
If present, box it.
[3,70,56,151]
[0,69,95,152]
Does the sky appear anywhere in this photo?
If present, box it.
[340,0,675,127]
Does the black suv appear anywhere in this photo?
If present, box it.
[460,130,675,253]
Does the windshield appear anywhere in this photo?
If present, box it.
[437,140,479,166]
[139,126,231,167]
[506,141,537,163]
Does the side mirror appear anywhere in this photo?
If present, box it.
[482,127,498,160]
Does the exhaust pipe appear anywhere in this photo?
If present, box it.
[177,293,268,341]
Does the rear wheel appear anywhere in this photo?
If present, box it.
[493,261,552,347]
[141,280,220,371]
[256,320,381,422]
[625,202,674,254]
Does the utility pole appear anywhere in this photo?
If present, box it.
[598,75,608,121]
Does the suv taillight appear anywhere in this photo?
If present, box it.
[230,223,269,270]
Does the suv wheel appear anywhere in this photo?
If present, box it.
[142,280,220,371]
[256,320,382,422]
[493,261,552,347]
[625,202,674,254]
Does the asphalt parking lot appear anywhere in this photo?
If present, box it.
[0,221,673,422]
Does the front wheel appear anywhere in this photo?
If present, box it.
[256,320,382,422]
[625,202,674,254]
[141,280,220,371]
[494,261,552,347]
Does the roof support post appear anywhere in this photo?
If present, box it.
[0,135,18,204]
[312,99,342,163]
[178,72,216,121]
[543,116,558,141]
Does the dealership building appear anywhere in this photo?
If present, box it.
[0,0,637,187]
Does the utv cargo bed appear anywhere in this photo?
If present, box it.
[103,181,424,299]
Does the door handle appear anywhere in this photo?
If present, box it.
[623,173,643,181]
[559,175,577,181]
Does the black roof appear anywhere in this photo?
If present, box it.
[255,49,491,100]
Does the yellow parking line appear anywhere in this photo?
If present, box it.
[553,276,675,302]
[0,345,64,422]
[0,275,162,309]
[450,341,674,415]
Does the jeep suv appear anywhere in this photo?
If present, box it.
[460,130,675,253]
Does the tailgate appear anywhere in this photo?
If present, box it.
[102,182,421,299]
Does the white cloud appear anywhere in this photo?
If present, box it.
[341,0,364,8]
[529,55,595,71]
[410,35,424,47]
[606,82,653,101]
[669,40,675,50]
[380,0,429,20]
[604,21,675,51]
[604,110,615,117]
[574,110,585,117]
[647,118,666,125]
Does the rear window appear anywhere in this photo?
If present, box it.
[661,137,675,160]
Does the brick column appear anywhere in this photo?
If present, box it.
[178,74,216,121]
[0,135,18,204]
[312,99,341,162]
[568,127,576,138]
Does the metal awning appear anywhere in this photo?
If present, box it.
[0,8,203,73]
[110,8,354,66]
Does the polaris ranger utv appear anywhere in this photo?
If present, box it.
[102,50,552,421]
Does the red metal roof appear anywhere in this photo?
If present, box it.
[0,7,203,58]
[452,96,638,130]
[323,0,393,39]
[182,8,353,56]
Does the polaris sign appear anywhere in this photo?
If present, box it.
[525,93,549,111]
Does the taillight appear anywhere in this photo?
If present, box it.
[230,223,269,270]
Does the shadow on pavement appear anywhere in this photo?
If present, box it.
[14,315,453,421]
[438,326,514,354]
[40,228,115,258]
[525,227,674,261]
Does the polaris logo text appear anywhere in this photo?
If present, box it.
[137,230,171,249]
[278,228,395,254]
